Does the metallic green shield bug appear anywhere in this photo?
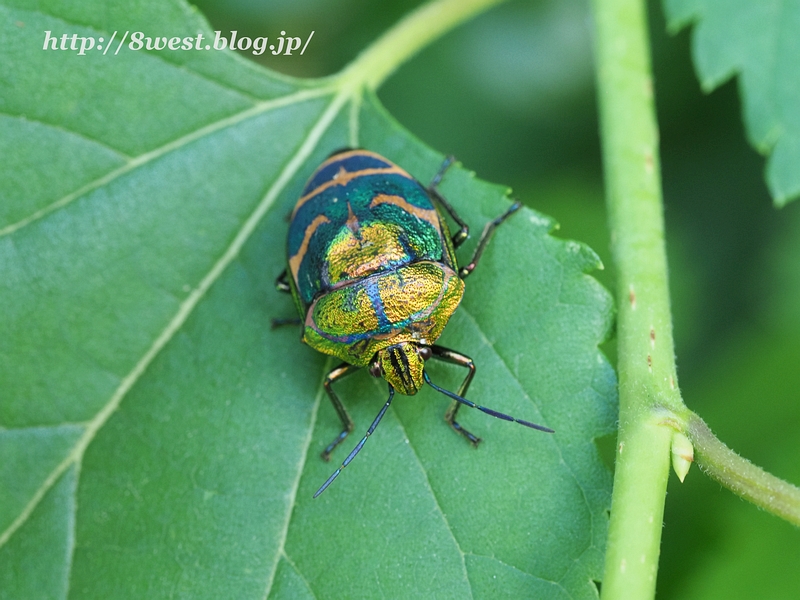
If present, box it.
[276,149,553,497]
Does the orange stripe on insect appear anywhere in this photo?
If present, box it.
[369,194,440,230]
[289,213,330,280]
[291,165,412,218]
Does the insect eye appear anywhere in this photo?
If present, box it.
[369,361,382,378]
[418,346,433,361]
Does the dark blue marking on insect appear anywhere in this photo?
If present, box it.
[302,153,395,195]
[364,278,391,330]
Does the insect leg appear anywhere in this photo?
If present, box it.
[429,345,481,446]
[427,156,469,248]
[270,317,302,329]
[321,362,359,461]
[272,270,301,327]
[275,269,291,293]
[458,201,521,279]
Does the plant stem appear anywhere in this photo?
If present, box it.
[591,0,685,597]
[687,413,800,527]
[338,0,506,91]
[333,0,800,593]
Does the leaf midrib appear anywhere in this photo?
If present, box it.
[0,88,349,556]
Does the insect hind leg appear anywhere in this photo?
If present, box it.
[458,201,521,279]
[427,156,470,249]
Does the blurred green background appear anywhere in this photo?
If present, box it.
[191,0,800,597]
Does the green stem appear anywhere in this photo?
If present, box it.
[331,0,800,593]
[337,0,506,91]
[591,0,684,597]
[687,413,800,527]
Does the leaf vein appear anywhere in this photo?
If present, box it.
[459,304,598,572]
[0,112,133,161]
[261,358,332,600]
[279,550,320,600]
[392,412,475,600]
[0,88,348,553]
[0,86,334,238]
[464,551,573,596]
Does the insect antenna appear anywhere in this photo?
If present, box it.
[313,384,396,498]
[423,371,554,433]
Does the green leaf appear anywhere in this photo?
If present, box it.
[662,0,800,206]
[0,0,616,597]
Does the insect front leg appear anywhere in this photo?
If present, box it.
[321,362,359,461]
[430,345,480,446]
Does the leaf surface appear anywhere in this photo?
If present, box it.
[663,0,800,206]
[0,1,616,597]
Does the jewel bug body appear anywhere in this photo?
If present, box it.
[287,150,463,393]
[276,149,552,496]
